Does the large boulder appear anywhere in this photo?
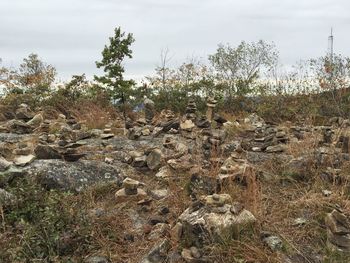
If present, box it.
[25,159,124,192]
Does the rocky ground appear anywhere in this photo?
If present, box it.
[1,102,350,262]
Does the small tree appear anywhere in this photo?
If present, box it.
[209,40,278,97]
[59,74,89,101]
[94,27,135,111]
[1,54,56,105]
[310,54,350,116]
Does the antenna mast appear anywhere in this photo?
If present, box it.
[327,28,335,92]
[328,28,334,64]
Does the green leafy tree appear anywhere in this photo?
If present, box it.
[94,27,135,107]
[57,74,89,101]
[1,54,56,97]
[310,54,350,116]
[1,54,56,106]
[209,40,278,97]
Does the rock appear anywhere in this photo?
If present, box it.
[190,246,201,259]
[265,144,285,153]
[63,152,86,162]
[206,97,217,122]
[150,189,168,200]
[214,114,227,127]
[292,217,307,226]
[115,188,147,201]
[144,98,155,124]
[148,223,169,241]
[204,193,232,207]
[155,166,173,179]
[185,99,197,115]
[148,215,167,226]
[161,119,180,133]
[7,120,32,134]
[196,116,211,128]
[123,177,140,195]
[0,157,12,172]
[327,230,350,249]
[244,113,265,128]
[115,178,147,202]
[146,148,163,170]
[0,167,24,186]
[133,155,147,168]
[14,154,36,166]
[141,128,151,136]
[217,156,250,186]
[322,189,332,197]
[101,133,114,139]
[181,120,195,131]
[15,104,34,120]
[167,156,193,172]
[181,248,196,262]
[262,234,283,251]
[25,159,124,192]
[178,195,256,248]
[325,210,350,235]
[34,144,62,159]
[85,256,110,263]
[325,210,350,251]
[26,113,43,127]
[141,239,170,263]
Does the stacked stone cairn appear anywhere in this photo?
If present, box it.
[115,177,147,202]
[185,99,197,121]
[144,98,155,124]
[206,97,217,123]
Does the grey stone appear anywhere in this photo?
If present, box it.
[25,159,124,192]
[141,239,170,263]
[14,154,36,166]
[178,196,256,248]
[34,144,62,159]
[0,157,12,172]
[146,148,163,170]
[85,256,110,263]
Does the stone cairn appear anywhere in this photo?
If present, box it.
[185,99,197,120]
[115,177,147,202]
[325,209,350,252]
[176,194,256,261]
[144,98,155,124]
[322,127,333,144]
[206,97,217,124]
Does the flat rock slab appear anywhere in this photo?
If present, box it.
[25,159,124,192]
[0,133,29,143]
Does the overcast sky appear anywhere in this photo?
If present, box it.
[1,0,349,81]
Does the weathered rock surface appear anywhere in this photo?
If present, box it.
[177,194,256,248]
[325,209,350,252]
[25,160,124,192]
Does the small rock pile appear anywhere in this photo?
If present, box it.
[185,99,197,121]
[115,178,147,202]
[175,194,256,261]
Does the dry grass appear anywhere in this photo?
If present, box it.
[69,102,123,130]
